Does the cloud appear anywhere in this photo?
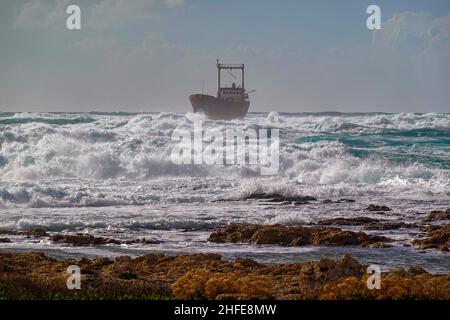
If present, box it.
[370,11,450,88]
[15,0,188,31]
[15,0,69,29]
[218,11,450,112]
[372,11,450,52]
[428,11,450,47]
[164,0,186,9]
[6,5,450,113]
[69,37,119,53]
[87,0,159,30]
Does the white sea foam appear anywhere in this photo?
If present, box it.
[2,112,449,272]
[0,112,448,208]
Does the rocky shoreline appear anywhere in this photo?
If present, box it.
[0,207,448,251]
[413,225,450,251]
[207,224,392,247]
[0,251,448,300]
[0,205,448,300]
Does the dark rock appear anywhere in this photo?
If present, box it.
[318,217,379,226]
[20,229,49,238]
[3,229,50,240]
[244,193,317,205]
[49,233,162,247]
[49,233,122,246]
[366,204,392,212]
[424,209,450,222]
[125,238,162,245]
[208,224,261,244]
[364,222,416,230]
[0,230,18,236]
[337,254,363,273]
[407,266,428,275]
[316,217,417,231]
[337,199,355,203]
[321,199,356,204]
[0,238,11,243]
[367,242,393,248]
[208,224,392,247]
[419,225,442,232]
[412,225,450,252]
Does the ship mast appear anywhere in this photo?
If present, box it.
[216,59,245,98]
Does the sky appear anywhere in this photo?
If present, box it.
[0,0,449,113]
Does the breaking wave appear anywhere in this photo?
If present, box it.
[0,111,448,208]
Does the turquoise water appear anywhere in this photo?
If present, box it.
[0,117,96,126]
[297,128,450,169]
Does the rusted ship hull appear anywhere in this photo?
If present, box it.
[189,94,250,120]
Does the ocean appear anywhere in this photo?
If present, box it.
[0,111,449,272]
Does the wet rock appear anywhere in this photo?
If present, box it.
[20,229,49,238]
[0,230,18,236]
[322,198,356,203]
[0,238,11,243]
[407,266,428,275]
[364,221,416,230]
[49,233,162,247]
[419,225,442,232]
[49,233,122,246]
[412,225,450,252]
[366,204,392,212]
[322,199,355,204]
[125,238,162,245]
[336,254,363,274]
[244,193,317,205]
[1,229,49,238]
[424,209,450,222]
[367,242,393,248]
[337,199,355,203]
[318,217,379,226]
[208,224,392,247]
[208,224,261,243]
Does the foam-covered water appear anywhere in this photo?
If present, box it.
[0,112,449,272]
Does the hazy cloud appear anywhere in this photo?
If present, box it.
[87,0,159,30]
[15,0,69,29]
[164,0,186,9]
[372,11,450,51]
[15,0,187,31]
[3,2,450,113]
